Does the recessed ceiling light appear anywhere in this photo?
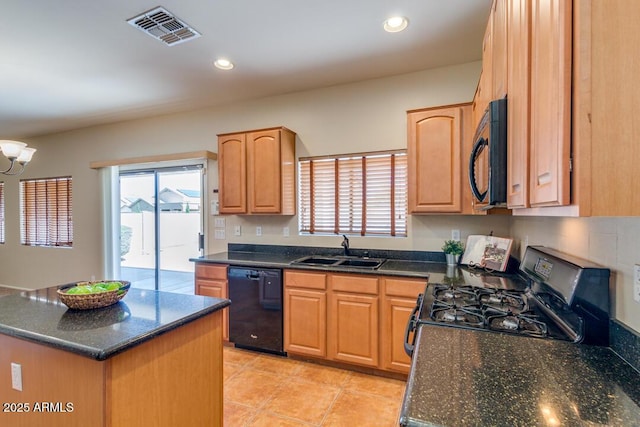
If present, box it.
[214,58,234,70]
[383,16,408,33]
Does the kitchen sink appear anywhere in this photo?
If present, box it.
[290,255,386,270]
[336,258,385,268]
[290,256,342,266]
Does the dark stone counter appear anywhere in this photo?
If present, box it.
[191,249,524,288]
[0,286,230,360]
[400,324,640,427]
[190,242,500,282]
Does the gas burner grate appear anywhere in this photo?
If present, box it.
[485,310,548,338]
[432,285,479,305]
[478,288,527,312]
[430,301,484,327]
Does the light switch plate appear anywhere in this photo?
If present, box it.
[214,229,225,240]
[234,226,241,236]
[214,217,225,228]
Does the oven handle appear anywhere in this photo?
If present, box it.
[404,293,423,357]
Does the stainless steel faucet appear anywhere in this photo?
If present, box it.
[341,235,350,256]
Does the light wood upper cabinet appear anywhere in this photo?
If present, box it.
[506,0,530,208]
[570,0,640,216]
[477,15,493,122]
[492,0,509,99]
[218,134,247,214]
[408,105,473,214]
[218,127,296,215]
[528,0,572,207]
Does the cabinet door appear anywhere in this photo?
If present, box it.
[507,0,530,208]
[247,129,282,213]
[492,0,508,99]
[218,133,247,214]
[328,291,379,367]
[529,0,572,206]
[196,279,229,341]
[381,278,425,374]
[477,15,493,118]
[284,287,326,357]
[408,106,463,213]
[381,297,417,374]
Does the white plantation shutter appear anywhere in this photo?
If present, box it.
[311,158,336,233]
[20,177,73,247]
[393,155,408,236]
[299,151,406,237]
[337,157,363,234]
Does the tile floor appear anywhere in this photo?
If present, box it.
[223,346,406,426]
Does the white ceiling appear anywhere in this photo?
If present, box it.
[0,0,491,138]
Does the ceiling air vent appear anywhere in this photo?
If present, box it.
[127,6,201,46]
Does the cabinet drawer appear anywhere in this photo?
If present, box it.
[383,277,426,298]
[330,274,378,295]
[285,270,327,290]
[195,264,228,280]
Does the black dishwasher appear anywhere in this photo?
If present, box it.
[228,266,284,355]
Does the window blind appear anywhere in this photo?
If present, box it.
[20,177,73,247]
[299,151,407,237]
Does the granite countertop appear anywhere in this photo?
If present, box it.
[400,324,640,427]
[191,249,526,289]
[0,286,230,361]
[192,250,461,281]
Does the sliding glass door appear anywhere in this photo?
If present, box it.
[119,165,203,294]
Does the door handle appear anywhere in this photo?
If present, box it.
[469,136,488,202]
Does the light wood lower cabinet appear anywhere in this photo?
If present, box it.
[328,274,379,368]
[195,263,229,341]
[381,277,426,374]
[284,270,327,357]
[283,270,426,374]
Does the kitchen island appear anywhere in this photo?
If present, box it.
[0,286,230,427]
[400,324,640,426]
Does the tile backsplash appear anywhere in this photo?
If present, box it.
[511,216,640,335]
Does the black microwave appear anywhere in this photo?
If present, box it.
[469,98,507,209]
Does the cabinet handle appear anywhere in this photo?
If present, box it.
[537,172,551,185]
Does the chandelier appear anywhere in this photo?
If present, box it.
[0,140,36,175]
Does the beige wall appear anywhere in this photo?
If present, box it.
[0,61,485,289]
[1,58,638,335]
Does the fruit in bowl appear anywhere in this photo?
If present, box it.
[65,282,123,295]
[57,281,130,310]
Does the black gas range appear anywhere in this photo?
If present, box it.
[405,246,611,356]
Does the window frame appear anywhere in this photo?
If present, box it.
[20,176,73,247]
[298,150,407,237]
